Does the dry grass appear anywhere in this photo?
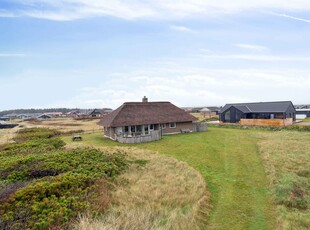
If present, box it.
[22,118,102,133]
[191,113,205,121]
[0,118,101,146]
[257,131,310,230]
[0,126,20,145]
[74,147,211,230]
[191,113,219,122]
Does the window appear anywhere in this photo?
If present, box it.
[136,125,142,133]
[161,123,166,129]
[169,122,176,128]
[150,124,154,130]
[144,125,149,135]
[224,110,230,122]
[275,113,284,119]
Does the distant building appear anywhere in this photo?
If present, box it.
[294,105,310,118]
[17,114,31,119]
[45,112,63,117]
[88,109,105,117]
[37,114,52,119]
[199,107,218,117]
[0,117,10,121]
[296,109,310,118]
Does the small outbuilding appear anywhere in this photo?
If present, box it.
[219,101,296,126]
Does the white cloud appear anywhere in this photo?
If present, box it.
[1,63,309,110]
[235,44,269,52]
[200,54,310,62]
[46,67,310,109]
[3,0,310,21]
[170,25,194,33]
[269,12,310,23]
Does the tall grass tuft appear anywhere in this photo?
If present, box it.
[74,147,211,230]
[257,131,310,229]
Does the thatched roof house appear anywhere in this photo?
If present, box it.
[99,97,197,143]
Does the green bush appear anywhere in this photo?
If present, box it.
[0,128,128,229]
[13,127,61,143]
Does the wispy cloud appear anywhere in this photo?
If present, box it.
[2,0,310,21]
[47,67,310,109]
[235,44,269,52]
[201,54,310,62]
[270,12,310,23]
[0,9,19,18]
[0,53,26,57]
[170,25,194,33]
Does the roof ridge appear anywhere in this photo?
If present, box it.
[226,101,292,105]
[124,101,170,104]
[244,105,252,112]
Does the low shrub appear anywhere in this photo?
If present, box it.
[0,128,128,229]
[13,127,61,143]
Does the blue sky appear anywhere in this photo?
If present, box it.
[0,0,310,110]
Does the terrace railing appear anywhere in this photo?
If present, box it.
[116,130,161,144]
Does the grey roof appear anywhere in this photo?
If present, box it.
[295,104,310,109]
[219,101,295,114]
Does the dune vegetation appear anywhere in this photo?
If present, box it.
[257,131,310,229]
[75,147,210,230]
[0,127,210,229]
[2,119,309,230]
[0,128,128,229]
[63,126,310,230]
[63,128,278,229]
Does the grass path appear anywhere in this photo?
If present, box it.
[63,127,277,229]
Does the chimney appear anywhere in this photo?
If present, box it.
[142,96,148,103]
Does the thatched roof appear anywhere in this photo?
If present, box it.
[99,102,197,127]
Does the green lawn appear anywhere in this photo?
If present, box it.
[63,127,277,229]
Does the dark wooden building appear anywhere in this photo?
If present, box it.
[219,101,296,126]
